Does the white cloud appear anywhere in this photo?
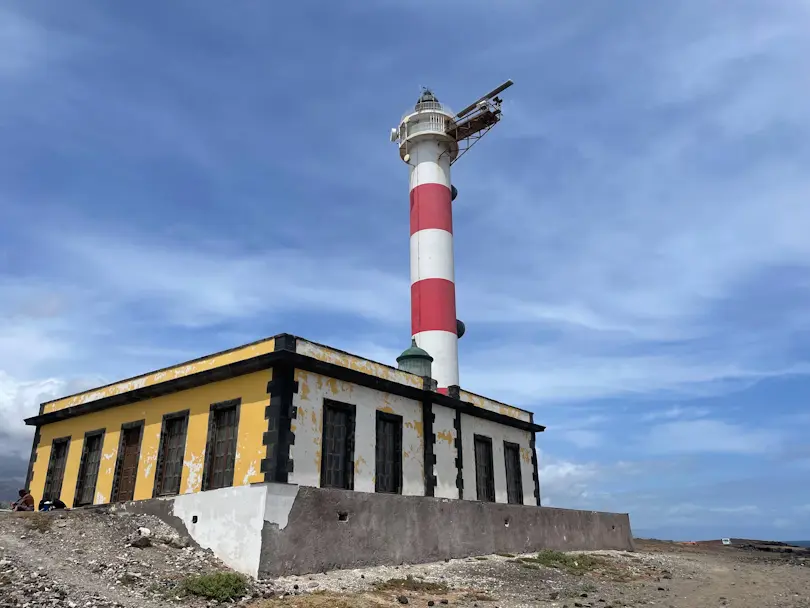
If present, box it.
[0,372,103,459]
[643,419,783,455]
[641,405,711,422]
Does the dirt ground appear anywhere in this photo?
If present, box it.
[1,509,808,607]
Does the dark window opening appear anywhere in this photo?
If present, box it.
[74,430,105,507]
[474,435,495,502]
[320,400,355,490]
[43,437,70,502]
[112,421,144,503]
[154,412,189,497]
[504,441,524,505]
[202,400,240,491]
[375,411,403,494]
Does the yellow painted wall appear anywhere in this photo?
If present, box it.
[29,369,271,507]
[43,337,276,414]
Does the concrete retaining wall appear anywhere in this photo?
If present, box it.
[258,485,633,577]
[110,483,633,579]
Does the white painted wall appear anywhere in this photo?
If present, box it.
[290,370,425,496]
[170,483,299,578]
[459,414,535,506]
[432,404,458,499]
[172,484,267,577]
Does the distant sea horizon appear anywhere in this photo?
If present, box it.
[787,540,810,548]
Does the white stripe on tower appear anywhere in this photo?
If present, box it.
[409,138,459,393]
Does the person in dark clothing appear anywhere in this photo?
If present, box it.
[38,498,67,511]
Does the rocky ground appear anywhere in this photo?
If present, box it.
[1,509,809,607]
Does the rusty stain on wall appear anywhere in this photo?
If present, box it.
[436,430,454,444]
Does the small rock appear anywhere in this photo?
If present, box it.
[397,596,409,605]
[440,601,449,605]
[130,536,151,549]
[137,527,151,537]
[581,593,589,598]
[428,602,435,607]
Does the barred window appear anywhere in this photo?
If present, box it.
[154,412,189,497]
[74,430,104,507]
[474,435,495,502]
[375,411,403,494]
[504,441,524,505]
[202,400,240,491]
[320,400,355,490]
[43,438,70,502]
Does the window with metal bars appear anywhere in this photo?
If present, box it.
[375,411,403,494]
[474,434,495,502]
[153,411,189,497]
[503,441,524,505]
[202,399,240,491]
[43,437,70,502]
[74,430,105,507]
[320,400,355,490]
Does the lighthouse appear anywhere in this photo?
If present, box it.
[392,81,513,392]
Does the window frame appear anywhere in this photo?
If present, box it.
[319,399,356,490]
[73,429,106,507]
[503,440,524,505]
[375,410,403,495]
[152,410,190,498]
[110,420,145,503]
[43,436,71,502]
[473,434,496,503]
[201,398,242,492]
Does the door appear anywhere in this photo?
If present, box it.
[113,425,143,502]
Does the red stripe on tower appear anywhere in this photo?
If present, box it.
[410,183,453,235]
[411,279,457,334]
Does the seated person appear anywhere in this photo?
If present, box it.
[11,489,35,511]
[38,497,67,511]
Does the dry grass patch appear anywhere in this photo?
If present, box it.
[256,591,387,607]
[518,550,634,581]
[374,574,449,594]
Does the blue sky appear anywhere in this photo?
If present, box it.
[1,0,809,540]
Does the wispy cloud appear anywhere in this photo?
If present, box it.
[1,0,809,538]
[644,419,783,455]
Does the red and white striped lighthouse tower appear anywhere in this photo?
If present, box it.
[392,82,513,392]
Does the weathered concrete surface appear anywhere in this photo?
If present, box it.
[259,485,634,577]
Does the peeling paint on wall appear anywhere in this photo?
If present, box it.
[183,453,204,494]
[460,414,535,505]
[432,405,458,499]
[43,338,276,414]
[290,369,424,496]
[296,340,423,389]
[30,370,272,507]
[458,390,532,423]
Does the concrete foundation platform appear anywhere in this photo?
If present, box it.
[111,483,634,578]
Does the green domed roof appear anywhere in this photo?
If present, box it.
[397,339,433,363]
